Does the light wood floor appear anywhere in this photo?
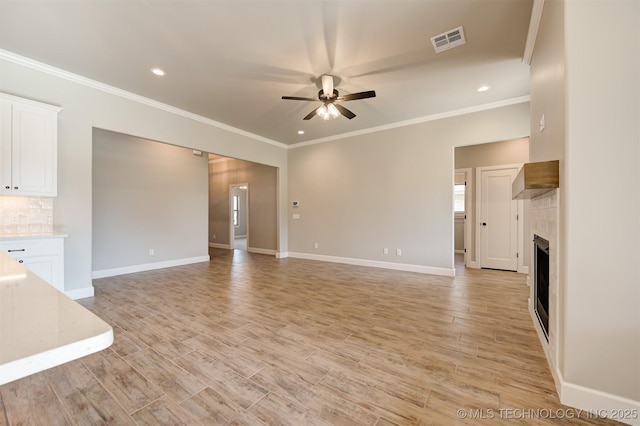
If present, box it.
[0,250,620,425]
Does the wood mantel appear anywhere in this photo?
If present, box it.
[512,160,559,199]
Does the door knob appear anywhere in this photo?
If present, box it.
[481,222,487,226]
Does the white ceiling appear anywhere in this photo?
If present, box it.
[0,0,533,145]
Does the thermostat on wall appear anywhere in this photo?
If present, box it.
[292,200,299,207]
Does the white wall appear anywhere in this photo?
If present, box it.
[563,0,639,404]
[530,0,640,415]
[92,129,209,272]
[0,54,288,294]
[288,103,530,274]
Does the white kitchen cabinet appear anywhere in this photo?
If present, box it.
[0,93,62,196]
[0,237,65,292]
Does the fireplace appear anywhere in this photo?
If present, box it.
[533,235,550,341]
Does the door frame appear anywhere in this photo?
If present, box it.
[475,164,522,271]
[229,183,249,250]
[454,168,472,267]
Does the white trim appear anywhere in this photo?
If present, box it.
[289,96,531,149]
[475,164,523,270]
[467,261,480,269]
[247,247,277,256]
[523,0,545,64]
[288,252,455,277]
[91,255,210,279]
[229,183,249,251]
[530,297,639,426]
[559,382,640,426]
[1,49,530,152]
[0,49,286,149]
[275,251,288,259]
[209,242,230,249]
[455,168,473,267]
[65,286,95,300]
[454,250,465,254]
[517,199,530,274]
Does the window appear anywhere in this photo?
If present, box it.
[454,183,465,213]
[233,195,239,227]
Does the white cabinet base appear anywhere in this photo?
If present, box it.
[0,236,66,292]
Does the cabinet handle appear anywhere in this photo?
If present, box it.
[8,249,25,252]
[4,186,9,189]
[13,186,18,190]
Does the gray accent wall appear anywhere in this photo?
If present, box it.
[92,129,208,271]
[288,103,530,271]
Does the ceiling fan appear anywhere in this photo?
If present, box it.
[282,75,376,120]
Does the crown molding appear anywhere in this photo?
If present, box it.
[0,49,287,149]
[288,95,531,149]
[523,0,545,64]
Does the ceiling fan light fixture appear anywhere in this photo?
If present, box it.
[317,103,340,121]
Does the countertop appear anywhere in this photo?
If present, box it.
[0,232,69,241]
[0,251,112,385]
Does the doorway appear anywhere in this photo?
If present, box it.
[230,184,248,250]
[477,165,519,271]
[454,168,472,266]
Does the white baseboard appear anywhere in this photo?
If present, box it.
[518,265,530,275]
[65,286,95,300]
[247,247,276,256]
[528,302,640,426]
[287,252,455,277]
[559,374,640,426]
[467,261,480,269]
[209,242,230,249]
[92,256,210,279]
[276,252,288,259]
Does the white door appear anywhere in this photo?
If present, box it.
[479,167,518,271]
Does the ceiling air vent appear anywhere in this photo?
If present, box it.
[431,26,466,53]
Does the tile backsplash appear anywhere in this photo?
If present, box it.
[0,196,54,236]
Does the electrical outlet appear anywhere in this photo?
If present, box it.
[383,247,389,255]
[396,248,402,256]
[149,249,155,256]
[314,242,319,249]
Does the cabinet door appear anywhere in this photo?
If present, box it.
[19,255,60,291]
[0,99,12,194]
[11,102,57,196]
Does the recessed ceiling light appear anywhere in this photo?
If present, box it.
[151,68,165,76]
[477,85,490,92]
[297,130,304,135]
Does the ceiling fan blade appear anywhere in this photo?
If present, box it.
[321,75,334,99]
[333,103,356,119]
[282,96,319,102]
[303,108,318,120]
[337,90,376,101]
